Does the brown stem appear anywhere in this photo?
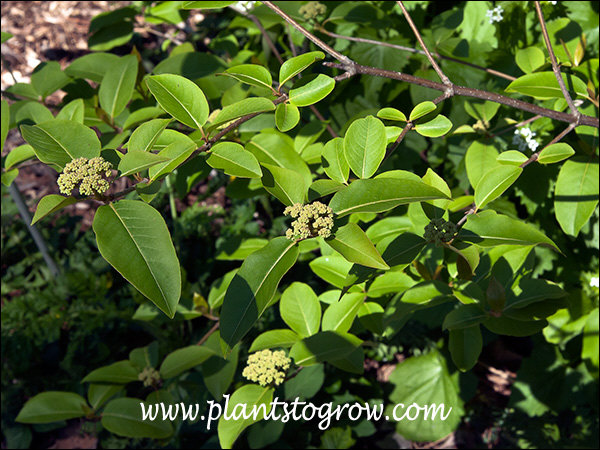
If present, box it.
[534,1,581,120]
[248,14,284,64]
[315,27,516,81]
[397,1,451,87]
[197,321,220,346]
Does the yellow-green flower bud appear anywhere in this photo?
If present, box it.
[242,349,291,387]
[284,201,335,241]
[57,157,112,196]
[138,366,161,387]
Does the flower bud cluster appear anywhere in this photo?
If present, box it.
[299,1,326,20]
[57,157,112,196]
[242,349,291,387]
[138,366,161,387]
[284,201,334,240]
[423,218,457,244]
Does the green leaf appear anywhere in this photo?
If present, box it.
[182,1,236,9]
[465,140,499,189]
[220,237,299,354]
[496,150,528,166]
[159,346,216,379]
[123,107,165,131]
[401,280,452,305]
[1,169,18,186]
[515,47,546,73]
[93,200,181,318]
[102,398,173,439]
[148,138,197,182]
[216,238,268,261]
[443,304,487,330]
[128,119,172,153]
[261,163,306,205]
[387,350,463,441]
[329,178,449,217]
[377,107,406,122]
[56,99,85,123]
[82,360,139,383]
[222,64,273,90]
[31,62,71,99]
[208,269,237,309]
[1,100,8,152]
[582,308,599,369]
[483,316,547,336]
[211,97,275,127]
[154,52,225,79]
[554,157,599,236]
[449,325,482,371]
[463,101,501,123]
[279,51,325,87]
[474,165,522,209]
[146,74,209,129]
[118,150,169,177]
[98,55,138,118]
[65,53,120,83]
[343,116,386,179]
[5,144,35,170]
[1,31,13,43]
[280,282,321,337]
[288,74,335,107]
[16,392,88,424]
[460,210,559,251]
[409,101,436,121]
[249,329,300,352]
[504,278,566,311]
[505,71,589,99]
[322,292,365,333]
[415,115,452,137]
[326,223,389,270]
[537,143,575,165]
[87,384,123,410]
[289,331,362,366]
[310,255,353,288]
[367,272,415,298]
[218,385,274,449]
[206,142,262,178]
[21,120,101,170]
[13,101,54,126]
[275,103,300,132]
[308,179,344,201]
[365,216,413,243]
[322,137,349,184]
[31,195,78,225]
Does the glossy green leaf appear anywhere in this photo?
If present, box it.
[279,51,325,87]
[582,308,599,369]
[208,269,238,309]
[87,384,123,410]
[207,142,262,178]
[367,272,415,298]
[377,107,407,122]
[289,331,362,366]
[401,280,452,305]
[21,120,101,170]
[31,195,78,225]
[414,114,452,137]
[326,223,388,269]
[322,293,365,333]
[65,52,120,82]
[275,103,300,132]
[223,64,273,90]
[82,360,139,383]
[123,107,165,130]
[465,140,499,190]
[449,325,482,371]
[409,101,436,121]
[329,178,449,217]
[322,137,349,184]
[216,238,268,261]
[260,163,306,205]
[153,51,226,79]
[1,100,8,152]
[148,138,197,182]
[443,304,487,330]
[212,97,275,127]
[387,350,463,441]
[365,216,413,243]
[505,71,589,99]
[343,116,386,179]
[1,31,13,43]
[31,61,71,99]
[160,346,216,379]
[310,255,353,288]
[13,101,53,126]
[218,385,274,449]
[308,179,344,201]
[102,398,173,439]
[16,392,88,424]
[220,237,299,354]
[146,74,209,129]
[93,200,181,318]
[118,150,169,177]
[288,74,335,107]
[99,55,138,118]
[483,316,547,336]
[128,119,172,153]
[280,282,321,337]
[182,1,236,9]
[460,210,559,251]
[496,150,528,165]
[537,143,575,164]
[515,47,545,73]
[4,144,35,170]
[474,165,522,209]
[249,329,300,352]
[554,157,599,237]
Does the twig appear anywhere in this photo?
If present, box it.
[396,1,451,87]
[534,1,581,120]
[248,14,284,64]
[197,321,220,346]
[488,115,542,138]
[315,27,516,81]
[134,26,184,46]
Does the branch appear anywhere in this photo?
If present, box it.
[397,1,451,87]
[248,14,284,64]
[197,321,220,346]
[534,1,581,120]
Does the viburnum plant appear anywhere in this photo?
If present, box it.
[2,1,598,448]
